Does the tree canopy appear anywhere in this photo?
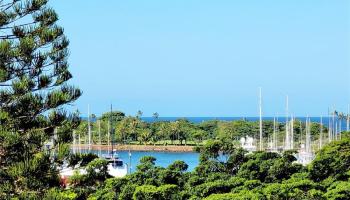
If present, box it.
[0,0,80,197]
[53,134,350,200]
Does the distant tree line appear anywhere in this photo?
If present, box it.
[76,111,329,148]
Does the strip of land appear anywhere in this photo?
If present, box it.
[72,144,195,152]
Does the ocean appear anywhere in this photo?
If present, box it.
[140,117,348,129]
[82,116,349,130]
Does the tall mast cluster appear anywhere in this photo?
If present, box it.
[88,104,92,152]
[259,87,263,151]
[250,88,349,165]
[305,117,312,154]
[284,95,295,151]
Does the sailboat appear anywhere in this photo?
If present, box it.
[59,106,91,182]
[347,105,349,132]
[259,87,263,151]
[272,117,277,152]
[296,117,315,165]
[284,95,293,150]
[101,104,128,177]
[319,116,323,150]
[60,105,128,187]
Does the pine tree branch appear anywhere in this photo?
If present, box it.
[0,1,20,12]
[0,21,38,30]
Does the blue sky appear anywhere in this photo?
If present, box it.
[50,0,350,117]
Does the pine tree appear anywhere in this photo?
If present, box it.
[0,0,81,197]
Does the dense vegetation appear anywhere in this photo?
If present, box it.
[76,112,328,148]
[45,132,350,200]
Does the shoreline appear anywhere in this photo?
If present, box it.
[72,144,196,152]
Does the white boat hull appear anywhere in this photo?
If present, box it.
[107,163,128,177]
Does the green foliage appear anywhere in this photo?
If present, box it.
[87,189,116,200]
[264,180,324,199]
[168,160,188,171]
[132,184,180,200]
[118,184,137,200]
[87,177,129,199]
[60,135,350,199]
[69,158,109,187]
[237,151,302,183]
[133,185,159,200]
[0,0,81,197]
[157,184,180,200]
[204,191,265,200]
[44,188,78,200]
[100,111,125,122]
[76,110,329,152]
[324,181,350,200]
[309,138,350,182]
[193,180,235,198]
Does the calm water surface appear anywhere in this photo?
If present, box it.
[88,150,199,172]
[80,116,347,172]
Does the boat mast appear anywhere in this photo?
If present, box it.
[305,117,311,153]
[72,130,76,154]
[291,115,294,149]
[110,104,114,157]
[332,107,335,141]
[276,117,279,150]
[339,120,341,140]
[285,95,290,150]
[328,108,331,143]
[88,104,91,152]
[78,133,81,154]
[299,120,303,148]
[339,114,342,134]
[347,104,349,132]
[259,87,263,151]
[273,117,277,151]
[107,117,110,155]
[319,116,323,149]
[98,120,101,156]
[129,150,132,174]
[335,120,338,140]
[338,111,342,140]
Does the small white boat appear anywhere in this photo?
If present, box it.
[295,150,315,166]
[102,152,128,177]
[60,105,128,182]
[59,154,128,178]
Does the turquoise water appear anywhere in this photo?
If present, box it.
[88,150,199,172]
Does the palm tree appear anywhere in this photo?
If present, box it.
[170,121,181,145]
[158,123,170,145]
[152,112,159,121]
[130,118,139,141]
[116,119,129,144]
[136,110,143,119]
[138,129,152,145]
[347,105,350,132]
[338,112,346,138]
[347,113,350,132]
